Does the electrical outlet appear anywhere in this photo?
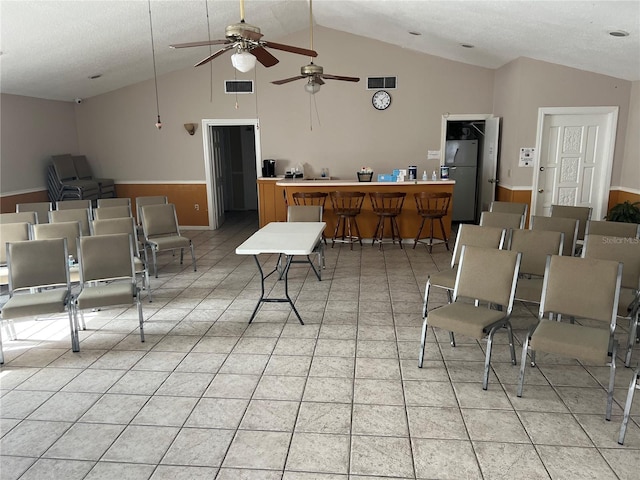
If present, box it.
[194,204,199,211]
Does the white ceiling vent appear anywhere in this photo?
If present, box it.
[366,77,397,90]
[225,80,254,94]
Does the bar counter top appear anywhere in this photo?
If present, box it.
[274,178,455,187]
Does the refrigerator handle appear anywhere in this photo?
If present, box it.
[453,148,459,163]
[450,166,457,170]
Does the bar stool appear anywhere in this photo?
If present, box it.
[414,192,452,252]
[293,192,328,244]
[330,191,366,250]
[370,192,406,249]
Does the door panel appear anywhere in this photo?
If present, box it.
[480,117,500,212]
[211,127,226,229]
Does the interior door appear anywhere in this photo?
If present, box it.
[532,112,615,221]
[210,127,226,229]
[479,117,500,212]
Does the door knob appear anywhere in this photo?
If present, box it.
[540,166,545,171]
[538,189,544,193]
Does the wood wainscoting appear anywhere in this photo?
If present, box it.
[0,190,50,213]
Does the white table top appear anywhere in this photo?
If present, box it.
[236,222,326,256]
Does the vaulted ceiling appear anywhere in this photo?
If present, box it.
[1,0,638,102]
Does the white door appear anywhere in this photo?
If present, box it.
[479,117,500,212]
[210,127,226,229]
[531,107,618,221]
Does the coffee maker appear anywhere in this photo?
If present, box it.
[262,159,276,177]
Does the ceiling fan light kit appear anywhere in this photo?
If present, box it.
[231,50,257,72]
[304,80,321,94]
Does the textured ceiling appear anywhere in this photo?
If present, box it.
[1,0,638,102]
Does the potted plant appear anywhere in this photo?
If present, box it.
[605,201,640,223]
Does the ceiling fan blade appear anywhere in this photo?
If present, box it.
[251,47,279,67]
[320,74,361,82]
[263,41,318,58]
[315,77,325,85]
[271,75,306,85]
[194,45,235,67]
[170,39,230,49]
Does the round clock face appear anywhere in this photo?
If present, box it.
[372,90,391,110]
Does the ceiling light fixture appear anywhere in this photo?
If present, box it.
[609,30,629,37]
[231,50,257,73]
[304,79,321,95]
[148,0,162,130]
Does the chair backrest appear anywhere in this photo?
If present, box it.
[136,196,168,223]
[451,224,507,268]
[530,215,579,257]
[6,238,69,291]
[32,221,82,262]
[369,192,406,214]
[550,205,592,241]
[586,220,640,239]
[51,154,78,181]
[78,233,135,283]
[489,201,528,217]
[91,217,141,256]
[49,208,91,236]
[287,205,323,222]
[540,255,622,326]
[480,211,525,229]
[97,197,131,208]
[508,229,564,277]
[93,205,132,220]
[16,202,53,224]
[56,199,92,211]
[140,203,180,238]
[414,192,451,217]
[454,245,521,312]
[0,212,37,225]
[583,234,640,290]
[292,192,328,207]
[72,155,94,180]
[0,222,30,265]
[329,191,366,214]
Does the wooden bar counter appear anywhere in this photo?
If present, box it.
[257,177,455,241]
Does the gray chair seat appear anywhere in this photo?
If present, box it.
[147,235,191,250]
[76,283,135,310]
[530,320,610,365]
[428,303,508,339]
[2,290,69,318]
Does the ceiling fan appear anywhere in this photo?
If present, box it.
[169,0,318,72]
[272,0,360,93]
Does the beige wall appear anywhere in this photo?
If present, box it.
[493,57,632,189]
[621,81,640,192]
[0,94,78,193]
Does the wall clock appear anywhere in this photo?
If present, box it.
[372,90,391,110]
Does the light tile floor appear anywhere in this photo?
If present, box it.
[1,212,639,479]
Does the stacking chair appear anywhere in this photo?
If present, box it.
[517,255,622,420]
[16,202,53,224]
[550,204,592,252]
[50,154,100,201]
[330,191,366,250]
[135,196,168,221]
[0,223,30,287]
[72,155,116,198]
[49,208,92,236]
[32,222,82,283]
[73,233,144,343]
[93,205,132,220]
[619,368,640,444]
[530,215,579,257]
[279,205,325,281]
[419,246,522,389]
[419,224,507,368]
[0,238,77,364]
[370,192,406,249]
[489,201,528,218]
[413,192,451,252]
[292,192,328,244]
[56,199,92,211]
[586,220,640,239]
[479,211,525,230]
[92,217,152,301]
[140,203,196,278]
[509,229,564,306]
[0,212,37,225]
[583,234,640,367]
[97,197,131,208]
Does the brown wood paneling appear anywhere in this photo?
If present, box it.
[607,190,640,215]
[0,190,50,213]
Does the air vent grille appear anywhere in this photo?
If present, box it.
[367,76,397,90]
[225,80,254,94]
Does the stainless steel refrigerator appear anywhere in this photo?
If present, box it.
[445,139,479,222]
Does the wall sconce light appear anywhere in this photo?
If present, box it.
[184,123,198,136]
